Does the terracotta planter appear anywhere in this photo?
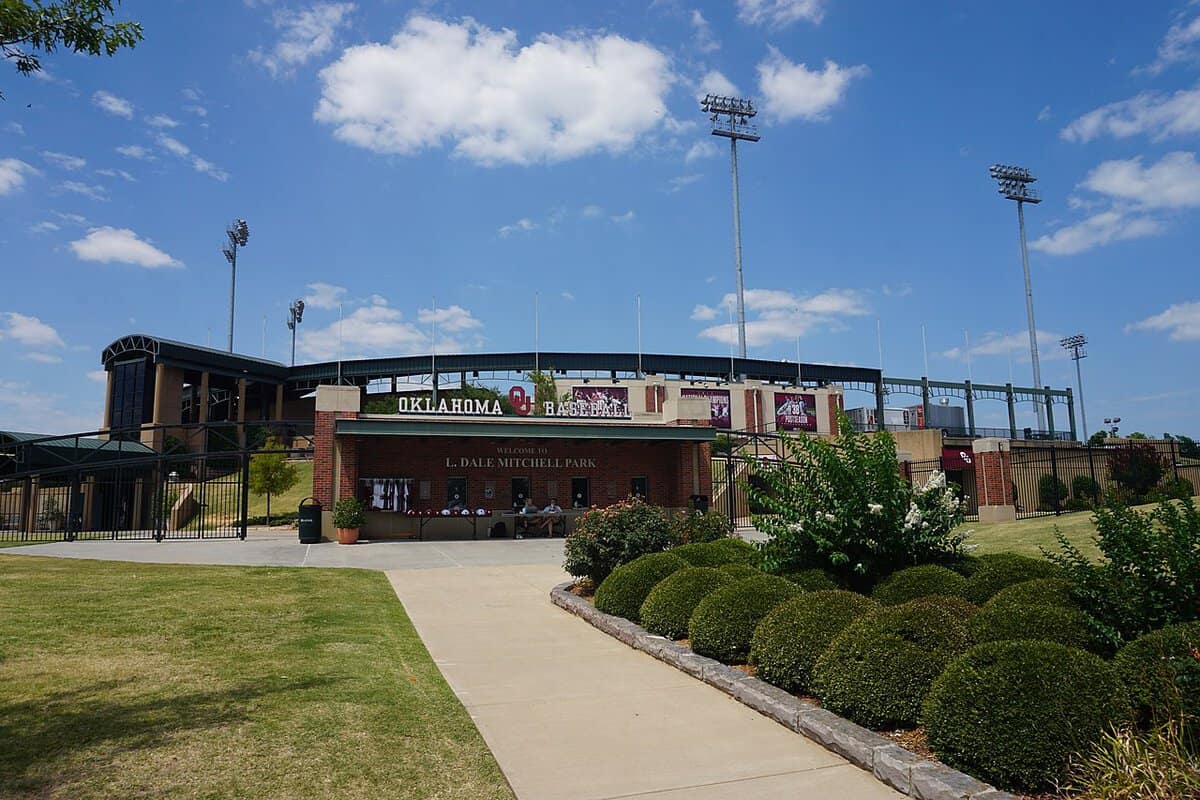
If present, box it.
[336,527,360,545]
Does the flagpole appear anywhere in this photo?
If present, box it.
[921,324,930,378]
[534,292,540,375]
[431,296,437,403]
[337,303,343,385]
[636,294,643,378]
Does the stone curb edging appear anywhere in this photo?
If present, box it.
[551,581,1017,800]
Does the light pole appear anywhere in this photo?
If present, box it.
[287,299,305,366]
[221,218,249,353]
[1103,416,1121,438]
[1060,334,1089,442]
[701,94,759,359]
[989,164,1044,430]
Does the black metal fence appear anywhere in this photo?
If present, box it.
[0,421,313,544]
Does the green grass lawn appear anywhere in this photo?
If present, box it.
[0,556,513,800]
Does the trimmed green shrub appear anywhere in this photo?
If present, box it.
[1113,621,1200,728]
[950,554,982,576]
[1039,473,1069,511]
[985,577,1077,610]
[594,552,688,622]
[812,597,976,728]
[672,538,758,568]
[749,590,879,694]
[871,565,970,605]
[563,497,672,585]
[1072,474,1101,504]
[923,640,1128,791]
[717,562,761,580]
[688,575,800,663]
[969,601,1099,651]
[639,567,732,639]
[964,553,1062,604]
[782,568,839,592]
[669,509,734,544]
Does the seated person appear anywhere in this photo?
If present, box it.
[516,497,538,537]
[538,498,564,535]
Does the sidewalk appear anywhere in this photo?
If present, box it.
[387,563,902,800]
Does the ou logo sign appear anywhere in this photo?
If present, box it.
[509,385,533,416]
[959,451,973,465]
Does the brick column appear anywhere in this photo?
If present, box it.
[313,386,362,537]
[973,438,1016,523]
[827,392,844,437]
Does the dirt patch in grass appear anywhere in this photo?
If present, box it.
[882,727,934,760]
[0,555,513,800]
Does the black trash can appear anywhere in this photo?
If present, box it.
[298,497,322,544]
[689,494,709,513]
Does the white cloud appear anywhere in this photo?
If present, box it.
[695,287,868,346]
[1126,301,1200,341]
[941,330,1066,363]
[561,291,575,301]
[191,156,229,182]
[116,144,154,160]
[96,168,137,182]
[69,227,183,269]
[685,140,719,162]
[30,221,60,234]
[0,379,101,435]
[3,121,24,135]
[736,0,824,27]
[498,218,538,237]
[92,90,134,118]
[0,158,36,195]
[22,352,63,364]
[756,48,868,122]
[691,10,719,53]
[610,210,635,224]
[54,212,89,226]
[185,104,208,117]
[0,312,65,349]
[315,16,676,166]
[298,297,431,360]
[581,204,604,219]
[146,114,180,128]
[1030,210,1163,256]
[59,181,108,201]
[87,369,108,384]
[303,282,348,309]
[667,173,703,192]
[1060,86,1200,143]
[417,304,482,333]
[1081,152,1200,209]
[1138,13,1200,75]
[156,135,190,157]
[697,69,738,100]
[250,2,356,77]
[42,150,86,170]
[1037,105,1052,122]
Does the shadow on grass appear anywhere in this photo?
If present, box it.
[0,675,331,795]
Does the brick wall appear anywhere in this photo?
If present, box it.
[827,393,844,437]
[974,448,1015,506]
[313,410,358,507]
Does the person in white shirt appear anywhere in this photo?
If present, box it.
[539,498,564,536]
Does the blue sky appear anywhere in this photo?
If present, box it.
[2,0,1199,436]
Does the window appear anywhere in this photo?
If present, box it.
[571,477,590,509]
[447,477,467,510]
[511,477,531,511]
[631,477,648,501]
[107,358,153,437]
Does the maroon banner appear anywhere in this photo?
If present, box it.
[570,386,630,418]
[774,392,818,432]
[681,388,731,429]
[942,446,974,470]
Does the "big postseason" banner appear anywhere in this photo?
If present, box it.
[680,388,731,429]
[774,392,817,432]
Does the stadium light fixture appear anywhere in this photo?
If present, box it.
[702,94,760,361]
[1060,334,1089,441]
[989,164,1045,429]
[222,218,250,353]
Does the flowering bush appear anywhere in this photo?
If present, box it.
[749,412,969,587]
[562,497,671,585]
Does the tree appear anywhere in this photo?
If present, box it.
[526,370,558,415]
[248,437,299,526]
[1110,443,1167,501]
[1164,433,1200,460]
[2,1,142,95]
[1128,431,1149,440]
[1088,430,1108,447]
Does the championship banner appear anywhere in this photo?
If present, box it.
[774,392,817,432]
[569,386,631,418]
[681,388,731,429]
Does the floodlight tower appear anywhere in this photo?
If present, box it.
[222,218,250,353]
[702,94,759,359]
[1060,334,1089,441]
[287,298,305,366]
[989,164,1045,429]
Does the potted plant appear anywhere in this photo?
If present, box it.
[332,496,367,544]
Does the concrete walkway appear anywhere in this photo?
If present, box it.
[388,563,901,800]
[3,537,901,799]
